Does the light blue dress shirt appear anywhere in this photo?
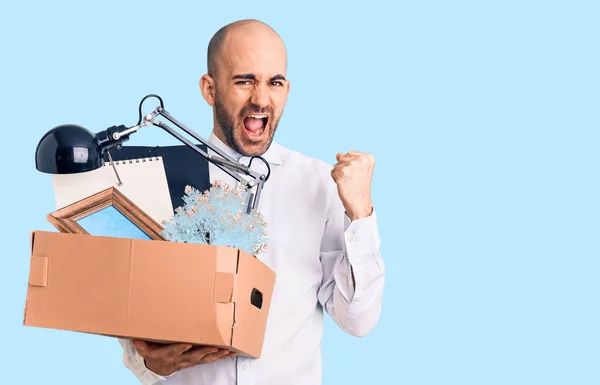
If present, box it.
[119,132,386,385]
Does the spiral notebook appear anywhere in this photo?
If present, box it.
[51,155,175,225]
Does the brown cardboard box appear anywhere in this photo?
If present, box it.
[23,230,276,358]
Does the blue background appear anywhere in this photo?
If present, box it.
[1,1,599,384]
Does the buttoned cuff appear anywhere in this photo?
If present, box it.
[342,209,383,311]
[343,208,381,254]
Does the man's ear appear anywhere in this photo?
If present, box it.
[200,74,216,106]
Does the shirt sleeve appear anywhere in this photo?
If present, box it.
[118,338,174,385]
[316,176,386,337]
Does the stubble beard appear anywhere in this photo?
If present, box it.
[214,92,280,157]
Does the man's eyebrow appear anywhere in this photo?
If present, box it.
[231,74,287,81]
[232,74,256,80]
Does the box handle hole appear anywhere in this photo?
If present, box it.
[250,288,263,309]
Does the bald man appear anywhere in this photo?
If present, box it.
[119,19,385,385]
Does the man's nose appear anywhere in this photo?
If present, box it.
[250,84,270,109]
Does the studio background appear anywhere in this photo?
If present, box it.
[1,1,598,384]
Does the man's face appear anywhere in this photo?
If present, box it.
[207,31,290,157]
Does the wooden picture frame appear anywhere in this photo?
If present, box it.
[47,187,166,241]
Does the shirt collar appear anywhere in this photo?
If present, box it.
[208,131,283,165]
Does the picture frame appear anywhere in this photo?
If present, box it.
[47,186,166,241]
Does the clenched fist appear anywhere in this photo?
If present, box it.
[331,151,375,221]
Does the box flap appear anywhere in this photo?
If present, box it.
[29,255,48,287]
[213,247,239,348]
[214,247,239,304]
[230,250,276,358]
[214,273,236,303]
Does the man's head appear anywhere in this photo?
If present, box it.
[200,19,290,157]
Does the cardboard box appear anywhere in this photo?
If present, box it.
[23,230,276,358]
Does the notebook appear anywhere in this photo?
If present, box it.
[100,144,212,212]
[51,155,175,225]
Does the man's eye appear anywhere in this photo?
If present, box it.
[271,81,283,86]
[236,81,251,85]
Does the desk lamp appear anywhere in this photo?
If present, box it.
[34,94,270,214]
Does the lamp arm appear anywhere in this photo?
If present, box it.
[102,98,269,213]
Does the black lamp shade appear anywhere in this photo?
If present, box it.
[35,124,103,174]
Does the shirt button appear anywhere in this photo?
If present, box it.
[243,362,250,370]
[348,235,356,242]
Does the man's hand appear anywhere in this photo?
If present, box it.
[331,151,375,220]
[132,340,236,376]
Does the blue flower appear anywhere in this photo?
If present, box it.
[161,182,268,256]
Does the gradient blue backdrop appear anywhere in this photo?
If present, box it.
[1,1,598,384]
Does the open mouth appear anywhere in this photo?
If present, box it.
[243,114,268,139]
